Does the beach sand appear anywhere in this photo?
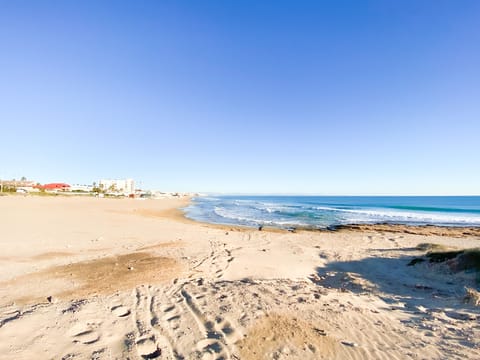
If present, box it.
[0,195,479,359]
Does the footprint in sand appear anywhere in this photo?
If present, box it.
[136,337,162,359]
[111,305,131,317]
[196,338,227,358]
[68,324,100,345]
[214,317,240,344]
[158,303,182,330]
[160,304,175,313]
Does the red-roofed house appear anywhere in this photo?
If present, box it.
[36,183,71,191]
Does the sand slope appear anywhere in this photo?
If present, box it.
[0,196,479,359]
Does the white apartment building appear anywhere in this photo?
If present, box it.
[70,184,94,192]
[99,179,135,195]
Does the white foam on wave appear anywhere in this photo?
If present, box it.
[190,197,480,228]
[212,205,310,227]
[309,203,480,225]
[314,206,340,211]
[263,205,294,214]
[213,206,258,223]
[337,208,480,225]
[227,200,297,215]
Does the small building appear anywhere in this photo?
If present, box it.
[0,180,36,192]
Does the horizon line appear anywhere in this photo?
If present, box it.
[199,193,480,197]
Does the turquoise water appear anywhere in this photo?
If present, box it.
[184,196,480,229]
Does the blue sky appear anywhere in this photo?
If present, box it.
[1,1,479,194]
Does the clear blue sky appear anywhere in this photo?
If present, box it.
[1,1,479,194]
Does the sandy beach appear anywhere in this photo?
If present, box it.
[0,195,479,359]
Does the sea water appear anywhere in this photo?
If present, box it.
[184,196,480,229]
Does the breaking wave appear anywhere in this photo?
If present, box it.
[184,196,480,229]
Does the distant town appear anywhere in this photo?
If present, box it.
[0,178,194,198]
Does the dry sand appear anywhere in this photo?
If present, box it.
[0,195,479,359]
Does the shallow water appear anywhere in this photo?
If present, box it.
[184,196,480,229]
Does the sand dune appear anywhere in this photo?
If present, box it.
[0,196,479,359]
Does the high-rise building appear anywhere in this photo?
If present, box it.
[99,179,135,195]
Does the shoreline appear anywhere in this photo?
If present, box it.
[331,223,480,237]
[5,193,480,238]
[181,196,480,237]
[1,195,479,359]
[178,200,480,237]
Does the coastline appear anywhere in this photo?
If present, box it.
[182,195,480,236]
[181,197,480,237]
[7,192,480,237]
[1,195,479,359]
[332,223,480,237]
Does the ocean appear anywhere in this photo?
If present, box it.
[184,196,480,229]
